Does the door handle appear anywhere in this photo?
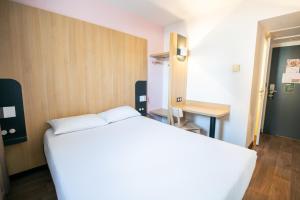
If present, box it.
[268,83,277,98]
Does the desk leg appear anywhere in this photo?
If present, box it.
[209,117,216,138]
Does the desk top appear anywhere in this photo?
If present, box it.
[149,101,230,118]
[176,101,230,118]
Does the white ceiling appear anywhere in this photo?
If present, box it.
[102,0,300,26]
[101,0,182,26]
[101,0,243,26]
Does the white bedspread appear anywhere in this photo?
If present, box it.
[44,116,256,200]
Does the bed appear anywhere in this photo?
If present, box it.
[44,116,256,200]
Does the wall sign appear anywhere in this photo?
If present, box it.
[282,59,300,83]
[283,83,295,94]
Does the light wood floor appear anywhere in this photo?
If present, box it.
[6,134,300,200]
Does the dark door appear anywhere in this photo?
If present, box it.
[264,45,300,140]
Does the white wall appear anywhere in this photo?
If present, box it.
[164,0,300,146]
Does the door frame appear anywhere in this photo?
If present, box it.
[254,36,272,145]
[256,39,300,145]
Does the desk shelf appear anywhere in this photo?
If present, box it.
[149,108,168,118]
[150,52,169,60]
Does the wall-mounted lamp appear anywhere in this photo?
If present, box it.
[177,47,188,61]
[177,48,188,57]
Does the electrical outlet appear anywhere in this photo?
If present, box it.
[176,97,183,102]
[1,106,16,118]
[232,64,240,72]
[139,95,147,102]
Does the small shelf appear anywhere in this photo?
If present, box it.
[149,108,169,118]
[150,52,169,60]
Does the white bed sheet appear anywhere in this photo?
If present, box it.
[44,116,256,200]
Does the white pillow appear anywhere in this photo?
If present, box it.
[98,106,141,123]
[48,114,108,135]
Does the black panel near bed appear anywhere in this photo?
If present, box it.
[0,79,27,145]
[135,81,147,116]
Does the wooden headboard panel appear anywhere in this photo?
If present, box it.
[0,1,147,174]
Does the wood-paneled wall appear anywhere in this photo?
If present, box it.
[0,1,147,174]
[169,33,188,106]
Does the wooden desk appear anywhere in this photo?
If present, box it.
[176,102,229,118]
[176,101,230,138]
[150,101,230,138]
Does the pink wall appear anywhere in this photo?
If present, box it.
[13,0,164,110]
